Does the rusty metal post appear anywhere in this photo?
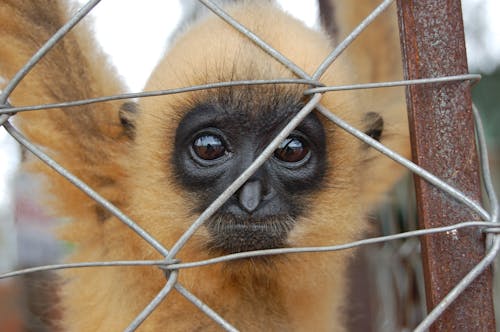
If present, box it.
[396,1,495,330]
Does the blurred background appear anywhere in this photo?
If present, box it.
[0,0,499,331]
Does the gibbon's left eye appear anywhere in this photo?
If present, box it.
[192,133,227,160]
[274,136,310,163]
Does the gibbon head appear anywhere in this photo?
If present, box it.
[124,3,385,260]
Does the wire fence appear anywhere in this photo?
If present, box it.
[0,0,498,331]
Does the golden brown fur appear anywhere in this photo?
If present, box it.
[0,0,409,330]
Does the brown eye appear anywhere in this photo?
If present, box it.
[192,134,227,160]
[274,136,309,163]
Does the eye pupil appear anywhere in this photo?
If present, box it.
[193,134,226,160]
[274,137,309,163]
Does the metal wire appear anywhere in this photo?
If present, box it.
[1,0,498,331]
[1,221,497,279]
[0,0,102,104]
[0,79,323,115]
[174,284,239,332]
[0,114,10,126]
[124,270,179,332]
[304,74,481,94]
[197,0,309,78]
[473,104,499,223]
[312,0,395,80]
[0,260,168,279]
[166,221,499,271]
[0,74,479,115]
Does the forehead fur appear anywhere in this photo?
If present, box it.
[147,2,340,88]
[140,1,360,120]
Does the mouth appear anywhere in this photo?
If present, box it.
[205,214,294,254]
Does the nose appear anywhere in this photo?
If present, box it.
[238,180,262,213]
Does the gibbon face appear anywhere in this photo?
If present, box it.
[127,3,373,259]
[173,89,327,253]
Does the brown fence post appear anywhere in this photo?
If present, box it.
[396,1,495,330]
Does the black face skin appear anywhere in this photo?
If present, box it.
[173,87,327,254]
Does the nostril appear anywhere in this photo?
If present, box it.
[262,185,275,201]
[238,180,262,213]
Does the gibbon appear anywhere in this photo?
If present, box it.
[0,0,409,330]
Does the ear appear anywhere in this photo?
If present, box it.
[359,105,410,210]
[119,101,139,139]
[363,111,383,142]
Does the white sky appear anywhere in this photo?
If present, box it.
[1,0,499,269]
[462,0,500,73]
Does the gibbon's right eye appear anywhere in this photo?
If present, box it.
[274,136,310,163]
[192,133,227,160]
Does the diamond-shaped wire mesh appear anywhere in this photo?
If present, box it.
[0,0,498,331]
